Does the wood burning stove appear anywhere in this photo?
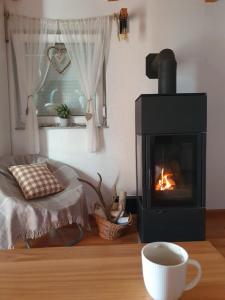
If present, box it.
[135,50,207,242]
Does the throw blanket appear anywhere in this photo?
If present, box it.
[0,155,88,249]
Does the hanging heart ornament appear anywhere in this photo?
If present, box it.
[47,44,71,74]
[85,113,93,121]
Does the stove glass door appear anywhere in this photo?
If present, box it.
[149,135,198,207]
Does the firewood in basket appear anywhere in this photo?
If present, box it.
[94,203,107,219]
[78,173,113,222]
[118,191,127,213]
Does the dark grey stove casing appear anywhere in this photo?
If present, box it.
[135,93,207,242]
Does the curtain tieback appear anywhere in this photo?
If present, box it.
[26,95,33,115]
[85,98,93,121]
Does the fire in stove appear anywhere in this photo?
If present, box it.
[155,168,176,191]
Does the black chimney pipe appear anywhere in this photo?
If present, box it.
[146,49,177,94]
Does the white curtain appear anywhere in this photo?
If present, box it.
[9,16,58,154]
[0,0,11,155]
[59,16,112,152]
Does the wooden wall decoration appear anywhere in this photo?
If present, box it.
[108,0,218,3]
[108,0,218,2]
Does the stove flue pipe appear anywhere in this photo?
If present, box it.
[146,49,177,94]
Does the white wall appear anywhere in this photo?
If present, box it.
[6,0,225,208]
[0,0,11,156]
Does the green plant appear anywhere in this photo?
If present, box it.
[56,104,71,119]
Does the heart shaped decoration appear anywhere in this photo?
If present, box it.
[85,113,93,121]
[47,44,71,74]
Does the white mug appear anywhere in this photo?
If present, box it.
[141,242,202,300]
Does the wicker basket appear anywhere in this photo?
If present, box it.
[94,214,133,240]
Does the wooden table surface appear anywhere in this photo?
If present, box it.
[0,241,225,300]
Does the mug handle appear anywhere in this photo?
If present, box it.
[184,259,202,291]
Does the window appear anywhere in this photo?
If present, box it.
[35,43,107,127]
[36,59,87,117]
[13,39,107,128]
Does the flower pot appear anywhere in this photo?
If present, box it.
[59,118,69,127]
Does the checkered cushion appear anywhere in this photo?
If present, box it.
[8,163,64,200]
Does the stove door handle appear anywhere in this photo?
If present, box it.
[148,168,151,188]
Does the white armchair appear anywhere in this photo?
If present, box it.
[0,155,88,249]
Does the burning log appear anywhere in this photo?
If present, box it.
[155,167,176,191]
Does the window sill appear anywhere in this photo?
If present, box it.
[15,122,108,130]
[39,122,86,129]
[39,116,108,129]
[39,117,83,129]
[39,123,108,129]
[15,116,108,130]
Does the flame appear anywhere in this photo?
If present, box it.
[155,168,176,191]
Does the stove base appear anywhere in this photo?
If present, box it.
[138,199,205,242]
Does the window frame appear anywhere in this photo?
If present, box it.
[12,33,108,129]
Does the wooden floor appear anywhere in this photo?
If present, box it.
[15,210,225,257]
[206,210,225,257]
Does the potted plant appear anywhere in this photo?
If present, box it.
[56,104,71,127]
